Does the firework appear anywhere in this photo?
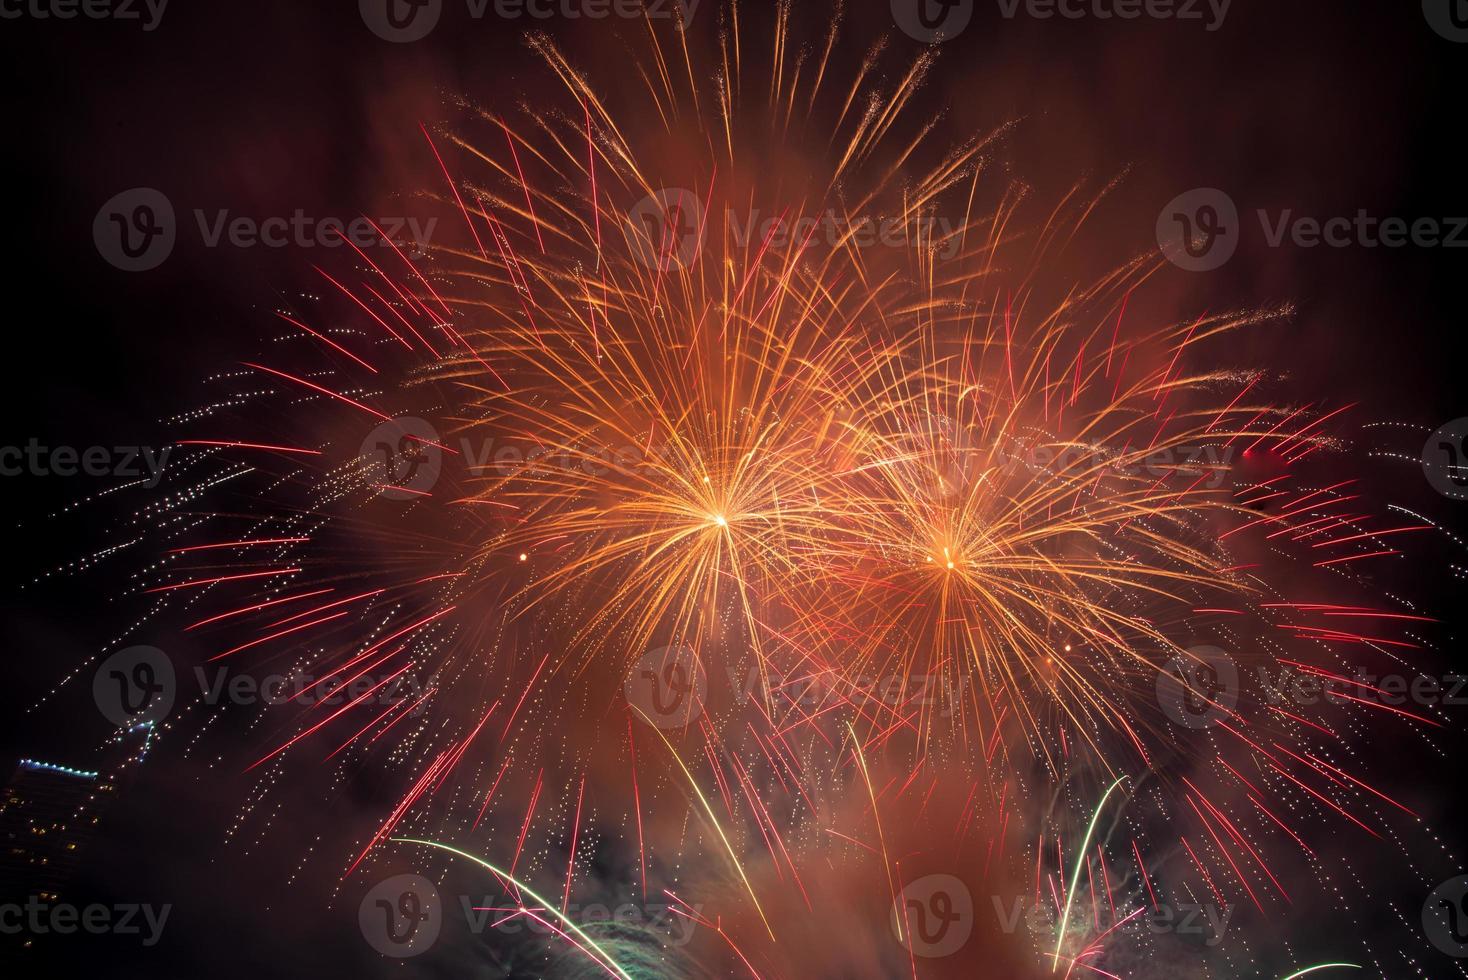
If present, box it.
[53,4,1461,978]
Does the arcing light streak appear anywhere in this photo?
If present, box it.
[392,837,638,980]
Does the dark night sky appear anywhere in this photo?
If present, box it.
[2,2,1467,977]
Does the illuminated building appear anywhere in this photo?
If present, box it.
[0,723,154,903]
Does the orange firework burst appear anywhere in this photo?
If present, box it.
[110,5,1456,977]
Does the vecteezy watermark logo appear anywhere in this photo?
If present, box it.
[1162,188,1468,270]
[0,0,168,30]
[1157,188,1238,272]
[360,417,444,500]
[0,441,172,486]
[1424,0,1468,42]
[891,874,973,957]
[93,646,175,726]
[891,0,974,42]
[1254,665,1467,711]
[466,898,700,946]
[0,898,172,946]
[1023,441,1235,489]
[360,0,443,41]
[95,188,438,270]
[995,0,1230,31]
[627,200,960,269]
[1424,875,1468,957]
[1423,419,1468,500]
[625,645,707,729]
[360,874,443,957]
[624,188,706,272]
[991,896,1233,945]
[361,0,697,41]
[723,665,969,719]
[1255,211,1468,249]
[193,666,436,714]
[727,208,962,259]
[1156,644,1238,728]
[895,0,1232,39]
[94,188,176,272]
[193,210,437,253]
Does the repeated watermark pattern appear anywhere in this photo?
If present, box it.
[1423,0,1468,42]
[1160,188,1468,271]
[992,897,1232,945]
[360,417,446,500]
[1423,419,1468,500]
[360,418,658,499]
[359,0,700,42]
[1257,667,1467,711]
[0,441,171,485]
[93,188,176,271]
[1157,645,1466,728]
[626,651,971,731]
[94,646,176,727]
[623,187,707,271]
[1156,188,1238,272]
[94,646,433,726]
[358,873,698,958]
[1156,645,1239,729]
[359,417,702,498]
[892,0,1229,43]
[0,0,166,30]
[193,666,436,713]
[464,897,698,946]
[625,645,708,729]
[891,0,975,43]
[360,874,443,957]
[891,874,974,957]
[1025,441,1235,489]
[93,187,437,271]
[624,191,962,271]
[1424,875,1468,958]
[994,0,1229,31]
[358,411,1237,503]
[0,898,171,946]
